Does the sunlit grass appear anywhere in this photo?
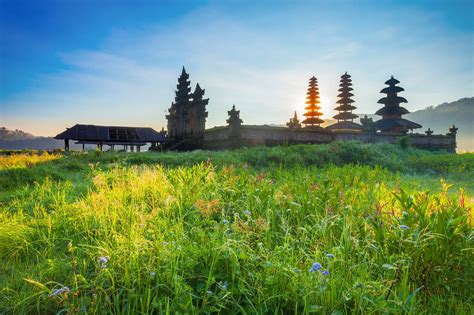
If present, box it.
[0,152,61,169]
[0,143,472,313]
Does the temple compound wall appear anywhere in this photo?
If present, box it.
[202,125,457,152]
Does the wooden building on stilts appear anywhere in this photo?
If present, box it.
[54,124,167,152]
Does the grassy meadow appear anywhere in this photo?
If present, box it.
[0,142,472,314]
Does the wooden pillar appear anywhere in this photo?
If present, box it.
[111,144,115,151]
[99,143,103,151]
[65,139,70,152]
[137,145,141,152]
[131,145,135,152]
[82,143,85,151]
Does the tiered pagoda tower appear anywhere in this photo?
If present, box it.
[166,67,209,139]
[327,72,362,131]
[302,76,324,128]
[374,76,421,133]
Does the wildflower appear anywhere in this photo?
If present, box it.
[399,225,409,230]
[309,262,322,272]
[98,256,108,264]
[322,269,330,276]
[101,264,107,269]
[326,253,335,259]
[206,290,213,295]
[219,281,228,290]
[293,268,301,273]
[162,241,168,246]
[49,286,70,298]
[150,271,156,277]
[243,210,251,216]
[222,219,229,224]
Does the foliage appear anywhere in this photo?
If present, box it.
[0,143,472,313]
[398,135,411,149]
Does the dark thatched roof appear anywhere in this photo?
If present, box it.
[380,85,404,94]
[385,76,400,85]
[374,118,422,131]
[333,112,358,121]
[375,106,410,116]
[325,121,363,131]
[377,96,408,105]
[55,124,167,143]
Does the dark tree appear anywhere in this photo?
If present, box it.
[302,76,324,127]
[374,76,421,133]
[360,115,375,133]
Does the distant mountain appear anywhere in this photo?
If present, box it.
[0,127,36,141]
[408,97,473,151]
[359,97,473,151]
[0,127,86,150]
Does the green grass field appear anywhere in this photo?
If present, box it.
[0,142,472,314]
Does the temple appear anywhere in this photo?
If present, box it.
[374,76,422,133]
[327,72,362,131]
[164,69,456,152]
[55,68,457,152]
[287,111,302,129]
[166,67,209,140]
[302,76,324,128]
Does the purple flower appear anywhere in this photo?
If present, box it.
[243,210,251,216]
[98,256,108,264]
[101,264,107,269]
[222,219,229,224]
[49,286,70,298]
[399,225,409,230]
[322,269,330,276]
[309,262,322,272]
[326,253,334,259]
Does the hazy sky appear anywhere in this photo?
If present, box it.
[1,0,473,136]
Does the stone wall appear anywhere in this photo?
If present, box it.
[203,125,457,152]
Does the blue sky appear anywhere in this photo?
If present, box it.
[1,0,473,136]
